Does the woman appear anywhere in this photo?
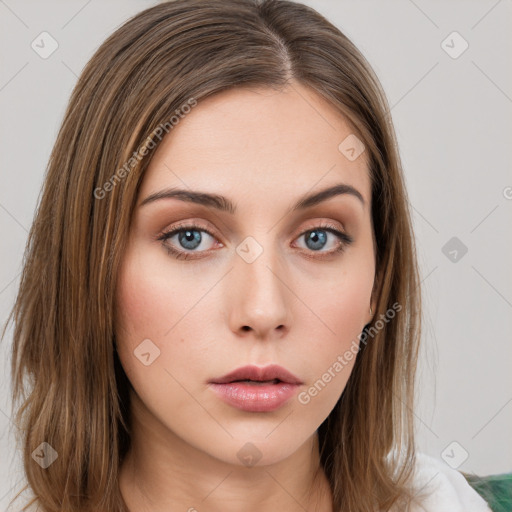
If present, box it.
[4,0,492,511]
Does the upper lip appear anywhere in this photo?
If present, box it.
[210,364,303,385]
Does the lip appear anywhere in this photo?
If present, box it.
[208,364,303,412]
[210,364,303,385]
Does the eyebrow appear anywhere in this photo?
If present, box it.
[139,183,365,213]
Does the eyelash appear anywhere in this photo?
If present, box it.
[156,222,354,261]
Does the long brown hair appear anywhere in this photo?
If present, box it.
[3,1,422,510]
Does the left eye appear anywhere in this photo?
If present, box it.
[294,227,351,253]
[158,224,353,260]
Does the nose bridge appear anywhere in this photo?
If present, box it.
[228,232,290,333]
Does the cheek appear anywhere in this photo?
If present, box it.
[296,258,373,408]
[114,250,176,380]
[309,261,373,344]
[114,250,213,392]
[115,246,192,343]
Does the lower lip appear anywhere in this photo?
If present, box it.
[209,381,300,412]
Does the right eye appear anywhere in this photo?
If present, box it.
[157,224,221,260]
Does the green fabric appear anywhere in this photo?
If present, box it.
[461,472,512,512]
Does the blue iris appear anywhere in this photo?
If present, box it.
[305,230,327,251]
[178,230,202,250]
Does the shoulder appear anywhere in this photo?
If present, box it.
[407,452,493,512]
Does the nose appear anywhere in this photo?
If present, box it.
[226,241,291,339]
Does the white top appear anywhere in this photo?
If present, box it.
[19,452,493,511]
[403,452,493,511]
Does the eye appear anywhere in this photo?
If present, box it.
[293,223,353,259]
[157,224,219,260]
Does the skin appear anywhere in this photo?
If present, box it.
[115,81,377,512]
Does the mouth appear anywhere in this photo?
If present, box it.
[208,365,302,412]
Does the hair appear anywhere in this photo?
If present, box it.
[3,0,423,511]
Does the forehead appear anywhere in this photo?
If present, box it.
[140,83,371,208]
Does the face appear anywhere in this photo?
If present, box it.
[114,82,376,468]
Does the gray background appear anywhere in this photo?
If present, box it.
[1,0,511,508]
